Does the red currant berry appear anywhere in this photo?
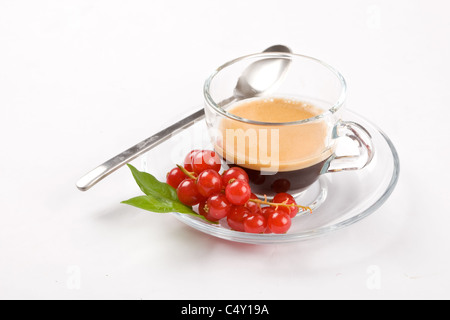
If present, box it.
[244,214,267,234]
[273,192,295,203]
[177,179,204,206]
[225,180,251,206]
[183,150,200,172]
[198,200,220,222]
[273,192,298,218]
[207,194,231,220]
[196,169,223,198]
[227,206,251,232]
[192,150,221,174]
[267,211,291,234]
[244,193,261,215]
[166,167,187,189]
[271,179,291,193]
[274,205,291,216]
[222,167,249,185]
[260,206,276,219]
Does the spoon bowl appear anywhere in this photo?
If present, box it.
[235,45,291,99]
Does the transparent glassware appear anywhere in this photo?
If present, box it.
[139,110,399,244]
[203,53,374,197]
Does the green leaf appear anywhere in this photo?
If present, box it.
[122,195,211,222]
[127,164,178,201]
[123,164,216,223]
[121,194,189,214]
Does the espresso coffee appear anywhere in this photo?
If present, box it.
[214,97,334,195]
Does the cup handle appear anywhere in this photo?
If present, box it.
[322,120,375,173]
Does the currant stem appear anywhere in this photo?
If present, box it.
[248,198,312,214]
[176,164,197,180]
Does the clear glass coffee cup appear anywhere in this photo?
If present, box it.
[203,53,374,197]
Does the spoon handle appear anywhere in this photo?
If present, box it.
[76,108,205,191]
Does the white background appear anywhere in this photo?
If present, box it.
[1,0,450,300]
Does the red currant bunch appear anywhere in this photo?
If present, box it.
[166,149,311,235]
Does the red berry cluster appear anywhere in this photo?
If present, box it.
[166,149,308,234]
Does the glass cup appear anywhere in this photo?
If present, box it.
[203,52,374,197]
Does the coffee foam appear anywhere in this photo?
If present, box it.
[214,97,334,172]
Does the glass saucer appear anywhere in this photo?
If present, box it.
[139,109,400,244]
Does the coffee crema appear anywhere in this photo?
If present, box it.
[214,97,334,173]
